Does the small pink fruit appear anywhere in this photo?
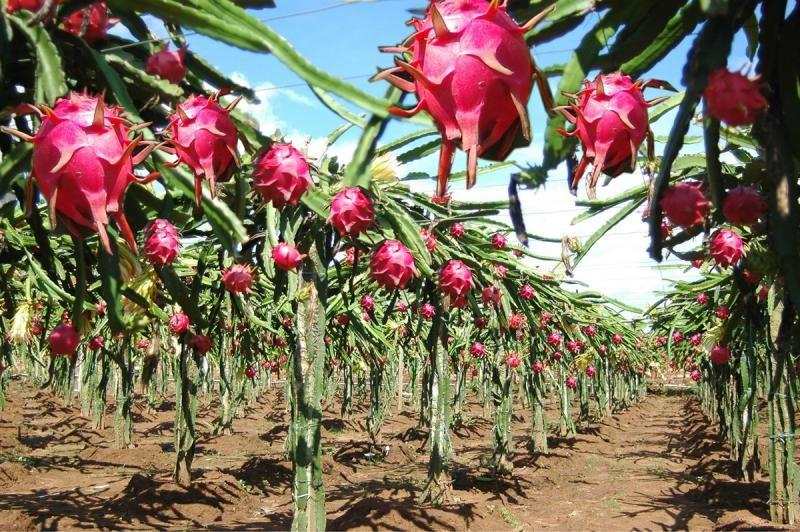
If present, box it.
[481,286,502,307]
[661,183,709,229]
[505,352,521,369]
[360,295,375,311]
[565,376,578,389]
[328,187,375,237]
[585,365,596,378]
[722,185,767,227]
[758,285,769,302]
[492,233,507,250]
[49,324,79,355]
[369,240,417,290]
[493,264,507,279]
[146,45,187,84]
[704,68,767,126]
[336,315,350,326]
[420,303,435,320]
[252,143,312,209]
[169,312,190,334]
[690,333,702,346]
[222,264,254,293]
[692,259,704,269]
[88,336,104,352]
[272,242,305,271]
[520,284,535,301]
[474,316,487,329]
[696,293,708,304]
[396,301,408,313]
[612,333,623,345]
[439,260,473,299]
[137,339,150,350]
[470,342,485,358]
[188,334,212,354]
[742,269,763,285]
[711,229,744,268]
[553,351,563,361]
[547,332,562,347]
[715,306,730,320]
[508,313,526,331]
[710,345,731,365]
[585,324,597,337]
[450,223,465,239]
[690,369,702,382]
[672,331,684,344]
[245,366,257,379]
[533,361,544,374]
[144,219,181,267]
[63,2,113,44]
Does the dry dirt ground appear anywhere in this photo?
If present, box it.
[0,379,779,530]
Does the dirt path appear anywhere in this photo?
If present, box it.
[0,383,777,530]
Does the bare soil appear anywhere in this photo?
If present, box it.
[0,380,778,530]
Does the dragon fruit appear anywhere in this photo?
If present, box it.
[696,292,709,304]
[672,331,684,344]
[704,68,767,126]
[567,340,580,354]
[6,0,56,14]
[420,228,438,252]
[585,365,596,378]
[520,284,535,300]
[492,233,507,249]
[439,260,473,298]
[470,341,486,358]
[328,187,375,237]
[146,45,187,85]
[49,324,80,355]
[63,2,113,44]
[336,315,350,326]
[272,242,305,271]
[709,229,744,267]
[758,285,769,302]
[169,312,190,334]
[474,316,487,329]
[742,269,763,285]
[493,264,507,278]
[481,285,502,307]
[722,185,767,226]
[546,332,561,347]
[450,223,465,239]
[222,264,254,293]
[552,350,563,361]
[690,333,702,346]
[369,240,417,290]
[144,219,181,267]
[565,376,578,389]
[360,295,375,311]
[245,366,257,379]
[188,334,212,354]
[88,336,104,352]
[167,94,240,206]
[690,369,702,382]
[661,183,709,229]
[505,352,521,369]
[692,259,704,269]
[252,143,312,209]
[22,93,155,253]
[420,303,436,320]
[376,0,547,197]
[612,333,623,345]
[508,313,526,331]
[710,345,731,365]
[396,301,408,313]
[558,72,664,197]
[715,305,730,320]
[533,361,544,374]
[585,324,597,337]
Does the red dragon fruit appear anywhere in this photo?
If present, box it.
[474,316,487,329]
[585,365,596,378]
[709,229,744,267]
[612,333,623,345]
[396,301,408,313]
[715,305,730,320]
[585,324,597,337]
[742,269,763,285]
[63,2,113,44]
[376,0,547,197]
[508,313,526,331]
[710,345,731,365]
[360,295,375,311]
[6,0,59,14]
[169,312,190,334]
[245,366,257,379]
[49,324,80,355]
[167,94,240,206]
[137,338,150,350]
[690,333,702,346]
[146,45,187,85]
[567,340,580,354]
[553,350,563,361]
[88,336,104,352]
[222,264,254,293]
[450,223,465,239]
[690,369,702,382]
[21,93,155,253]
[547,332,561,347]
[252,143,312,209]
[505,352,521,369]
[493,264,507,279]
[704,68,767,126]
[533,361,544,374]
[520,284,535,300]
[672,331,684,344]
[188,334,212,354]
[470,342,486,358]
[272,242,305,271]
[492,233,507,250]
[420,303,436,320]
[692,258,704,269]
[661,183,709,229]
[557,72,665,197]
[328,187,375,237]
[565,376,578,389]
[481,285,502,307]
[439,260,473,298]
[144,219,181,267]
[369,240,417,290]
[758,285,769,302]
[696,292,709,305]
[336,315,350,326]
[420,228,438,252]
[722,185,767,226]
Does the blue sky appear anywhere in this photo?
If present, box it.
[163,1,756,309]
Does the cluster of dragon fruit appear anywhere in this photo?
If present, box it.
[6,0,772,377]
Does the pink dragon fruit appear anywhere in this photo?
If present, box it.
[474,316,487,329]
[558,72,665,197]
[612,333,623,345]
[493,264,507,279]
[672,331,684,344]
[585,324,597,337]
[188,334,212,354]
[252,143,312,209]
[696,292,709,305]
[585,365,596,378]
[505,352,521,369]
[470,342,486,358]
[420,303,436,320]
[690,369,702,382]
[49,324,79,355]
[709,229,744,267]
[661,183,709,229]
[146,45,187,85]
[742,269,763,285]
[245,366,257,379]
[520,284,535,300]
[23,93,155,253]
[722,185,767,226]
[758,285,769,302]
[567,340,580,354]
[144,219,181,267]
[565,376,578,389]
[6,0,57,14]
[692,259,704,269]
[167,94,240,206]
[328,187,375,237]
[450,223,465,239]
[533,361,544,374]
[369,240,417,290]
[690,333,702,346]
[222,264,254,293]
[88,336,104,352]
[715,305,730,320]
[376,0,546,197]
[420,228,438,252]
[553,350,563,361]
[360,295,375,311]
[136,338,150,350]
[508,313,526,331]
[169,312,190,334]
[272,242,305,271]
[704,69,767,126]
[547,332,561,347]
[396,301,408,313]
[481,285,502,307]
[710,345,731,365]
[336,315,350,326]
[63,2,113,44]
[438,260,473,300]
[492,233,507,249]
